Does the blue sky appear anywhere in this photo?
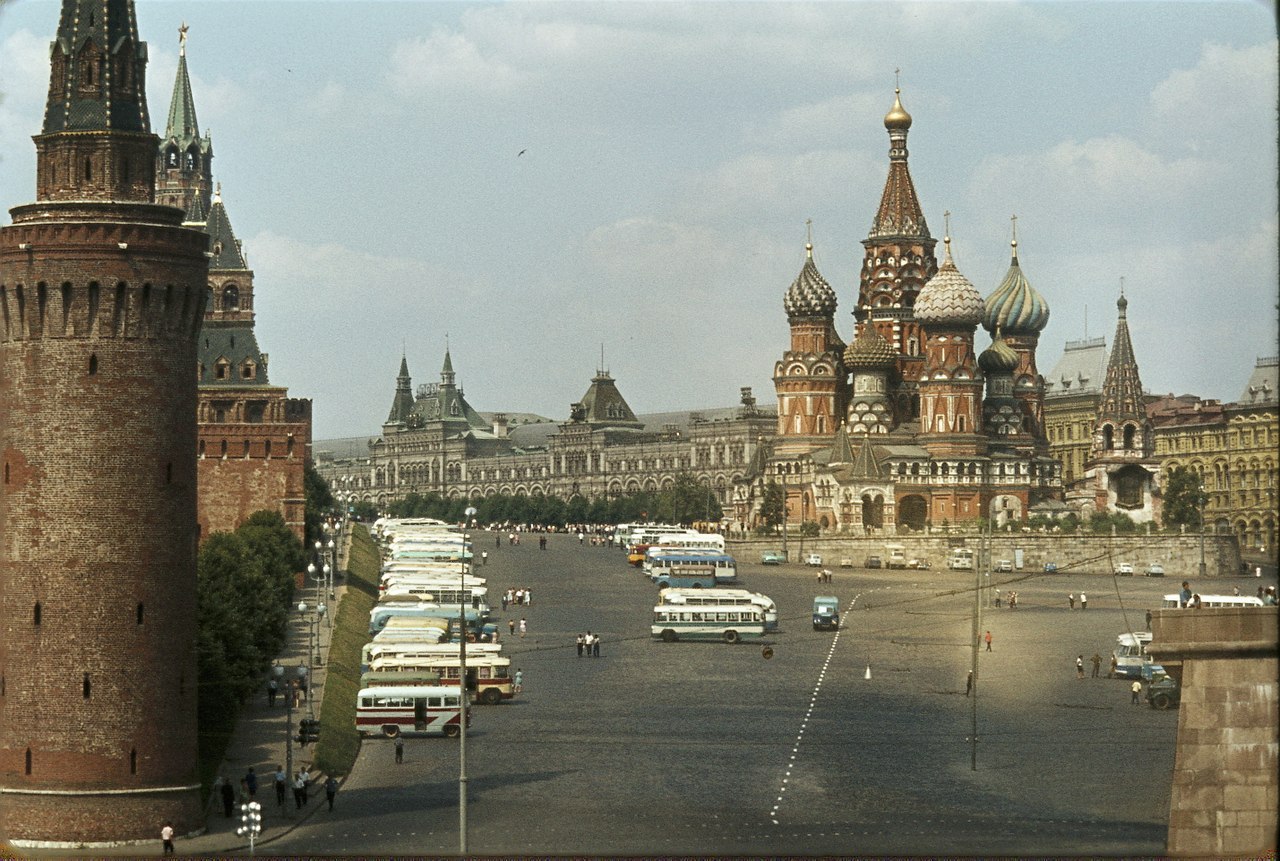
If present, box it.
[2,1,1276,440]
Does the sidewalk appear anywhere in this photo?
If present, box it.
[175,529,352,856]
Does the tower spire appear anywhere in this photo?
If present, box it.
[1099,284,1145,422]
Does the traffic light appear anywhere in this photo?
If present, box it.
[297,718,320,746]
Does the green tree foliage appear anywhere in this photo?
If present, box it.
[759,481,785,532]
[1161,466,1207,531]
[305,462,335,544]
[1088,510,1138,534]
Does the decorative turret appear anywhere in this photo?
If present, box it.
[982,218,1048,443]
[386,355,415,424]
[1094,284,1152,457]
[774,236,846,455]
[981,328,1023,438]
[156,24,214,214]
[844,312,896,435]
[978,330,1019,375]
[915,231,985,327]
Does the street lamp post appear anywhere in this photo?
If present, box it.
[297,600,316,718]
[275,663,293,819]
[778,465,789,562]
[1198,481,1207,579]
[458,532,471,854]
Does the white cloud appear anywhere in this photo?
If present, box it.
[387,27,528,99]
[1150,41,1279,135]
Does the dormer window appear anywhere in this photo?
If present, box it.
[241,360,256,381]
[215,358,230,380]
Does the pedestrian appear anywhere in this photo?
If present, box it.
[496,534,501,549]
[514,668,523,693]
[292,772,305,809]
[267,677,278,707]
[1068,593,1075,610]
[576,633,584,657]
[1109,654,1118,677]
[984,630,992,652]
[965,670,973,696]
[1009,591,1017,610]
[299,766,311,804]
[274,764,287,807]
[508,619,515,636]
[1090,653,1102,678]
[1079,592,1087,610]
[481,550,488,566]
[395,736,404,764]
[993,589,1002,608]
[325,775,338,811]
[525,588,532,605]
[592,633,601,658]
[519,618,527,638]
[160,821,175,855]
[1179,580,1192,607]
[219,775,235,818]
[501,592,509,612]
[1145,609,1153,629]
[1131,679,1143,705]
[1076,655,1085,679]
[244,766,258,799]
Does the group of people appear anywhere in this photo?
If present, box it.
[993,590,1018,609]
[576,631,602,657]
[1066,592,1088,610]
[501,587,533,610]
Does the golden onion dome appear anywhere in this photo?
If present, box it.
[978,330,1020,374]
[884,88,912,131]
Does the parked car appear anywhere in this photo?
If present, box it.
[839,557,854,568]
[1043,562,1059,573]
[760,550,787,565]
[1116,562,1135,575]
[1145,564,1165,577]
[907,558,930,569]
[1146,671,1180,710]
[803,552,823,567]
[994,559,1013,572]
[864,555,882,569]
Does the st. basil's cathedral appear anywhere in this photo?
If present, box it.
[737,88,1063,533]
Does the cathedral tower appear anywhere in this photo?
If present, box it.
[857,86,939,420]
[0,0,207,843]
[155,25,213,218]
[774,241,845,457]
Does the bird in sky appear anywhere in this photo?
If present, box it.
[517,149,527,157]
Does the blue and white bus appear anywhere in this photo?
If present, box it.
[645,550,737,583]
[658,587,777,630]
[651,603,767,643]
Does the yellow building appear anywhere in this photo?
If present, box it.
[1043,336,1107,488]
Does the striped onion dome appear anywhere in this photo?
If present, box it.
[783,244,837,318]
[844,320,897,370]
[983,239,1049,334]
[914,236,984,326]
[978,330,1020,374]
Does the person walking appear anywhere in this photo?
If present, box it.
[1145,609,1153,628]
[984,630,992,651]
[501,592,509,612]
[576,633,584,657]
[514,668,523,694]
[160,821,175,855]
[1076,655,1085,679]
[325,775,339,811]
[244,766,258,799]
[292,772,305,809]
[1079,592,1087,610]
[965,671,973,696]
[508,619,515,637]
[395,736,404,764]
[1090,653,1103,678]
[1131,679,1143,704]
[592,633,601,657]
[519,618,527,638]
[274,765,287,808]
[267,677,278,707]
[219,775,235,818]
[299,766,311,805]
[1068,593,1075,610]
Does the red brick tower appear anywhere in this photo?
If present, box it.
[0,0,207,845]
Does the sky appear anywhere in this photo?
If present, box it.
[1,1,1277,441]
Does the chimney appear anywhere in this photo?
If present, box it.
[493,413,508,439]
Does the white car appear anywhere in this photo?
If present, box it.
[803,553,823,567]
[1145,564,1165,577]
[994,559,1013,572]
[1116,562,1135,575]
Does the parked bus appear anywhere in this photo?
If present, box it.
[644,548,737,582]
[380,581,490,609]
[360,669,440,688]
[658,587,777,630]
[361,640,502,672]
[1161,593,1264,609]
[947,548,975,570]
[355,684,468,737]
[369,603,488,636]
[368,653,513,704]
[388,547,473,563]
[373,615,452,641]
[651,604,767,643]
[1111,631,1154,679]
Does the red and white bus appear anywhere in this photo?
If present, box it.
[355,684,469,738]
[368,653,513,705]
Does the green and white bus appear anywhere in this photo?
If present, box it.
[651,603,767,644]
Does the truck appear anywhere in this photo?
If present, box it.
[885,544,908,569]
[812,596,840,631]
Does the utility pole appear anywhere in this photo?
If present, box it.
[458,533,470,854]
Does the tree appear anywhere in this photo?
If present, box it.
[304,463,334,544]
[1161,466,1207,531]
[759,481,785,533]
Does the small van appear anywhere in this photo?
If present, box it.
[812,596,840,631]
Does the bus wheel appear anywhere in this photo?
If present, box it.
[480,688,502,705]
[444,724,461,738]
[661,629,677,643]
[382,725,400,738]
[723,630,739,644]
[1152,693,1171,710]
[691,582,703,588]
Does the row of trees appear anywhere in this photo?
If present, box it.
[382,472,723,527]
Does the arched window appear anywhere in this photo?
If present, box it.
[1123,424,1136,449]
[1103,425,1114,450]
[222,285,239,311]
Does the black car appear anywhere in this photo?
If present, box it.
[864,556,882,569]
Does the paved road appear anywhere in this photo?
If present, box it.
[267,532,1226,856]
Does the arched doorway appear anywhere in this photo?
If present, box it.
[862,493,884,529]
[898,495,927,531]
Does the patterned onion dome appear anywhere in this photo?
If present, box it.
[844,320,897,370]
[884,88,912,130]
[978,331,1020,374]
[914,236,984,326]
[783,244,837,318]
[982,240,1049,334]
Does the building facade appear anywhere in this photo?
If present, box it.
[1043,336,1109,487]
[315,353,775,519]
[0,0,205,842]
[735,89,1062,534]
[158,30,311,542]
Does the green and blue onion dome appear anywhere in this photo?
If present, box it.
[784,243,838,318]
[983,237,1049,335]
